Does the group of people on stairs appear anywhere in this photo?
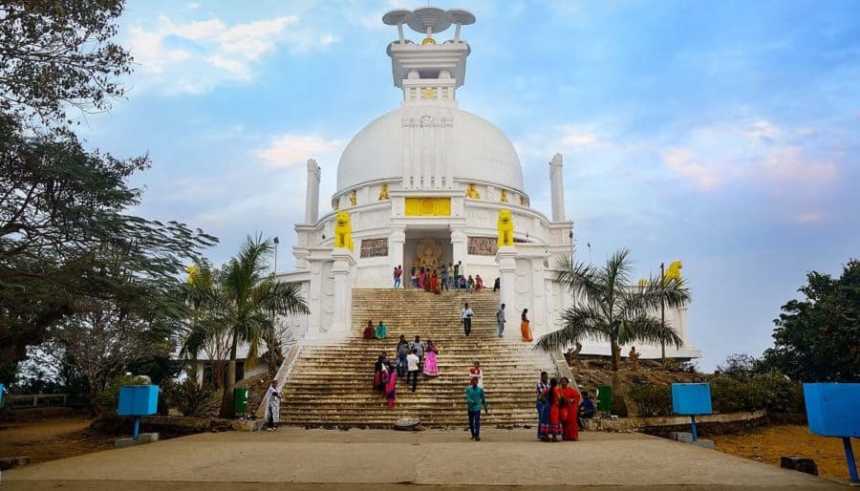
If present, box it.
[464,302,533,342]
[362,319,389,340]
[372,335,440,407]
[394,262,499,294]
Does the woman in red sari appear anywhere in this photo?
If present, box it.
[546,377,562,441]
[559,377,582,441]
[430,270,440,294]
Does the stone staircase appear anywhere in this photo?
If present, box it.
[280,288,558,428]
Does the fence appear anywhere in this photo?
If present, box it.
[5,393,69,409]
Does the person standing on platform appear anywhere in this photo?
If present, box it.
[265,380,281,431]
[393,265,402,288]
[496,303,506,338]
[461,302,474,336]
[467,275,475,292]
[559,377,582,441]
[493,277,500,293]
[411,267,418,288]
[546,378,562,442]
[440,266,449,291]
[536,371,550,440]
[454,261,462,289]
[406,349,421,392]
[465,376,488,441]
[475,274,484,292]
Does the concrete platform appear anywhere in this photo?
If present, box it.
[3,428,845,490]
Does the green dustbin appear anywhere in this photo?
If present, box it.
[597,385,613,413]
[233,387,248,417]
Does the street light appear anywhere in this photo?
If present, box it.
[273,236,280,275]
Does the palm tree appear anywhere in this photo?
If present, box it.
[217,235,309,417]
[537,249,690,372]
[179,260,231,388]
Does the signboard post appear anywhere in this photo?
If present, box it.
[672,383,713,442]
[117,385,159,440]
[803,383,860,484]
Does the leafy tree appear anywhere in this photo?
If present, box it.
[0,0,217,374]
[761,260,860,382]
[716,353,761,379]
[0,0,131,129]
[179,261,232,388]
[537,249,690,372]
[217,236,309,417]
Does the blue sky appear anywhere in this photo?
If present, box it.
[78,0,860,370]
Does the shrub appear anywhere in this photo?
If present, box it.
[166,378,218,417]
[627,384,672,417]
[710,372,804,414]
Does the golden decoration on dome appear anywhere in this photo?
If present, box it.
[420,87,437,100]
[349,190,357,207]
[500,189,508,203]
[466,183,480,199]
[421,36,436,45]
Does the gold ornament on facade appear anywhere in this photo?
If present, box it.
[500,189,508,203]
[420,87,437,100]
[332,198,339,211]
[349,190,357,207]
[497,209,514,248]
[466,183,480,199]
[334,211,354,251]
[519,195,526,206]
[378,183,390,200]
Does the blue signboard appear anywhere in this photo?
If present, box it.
[672,383,713,416]
[117,385,159,416]
[804,383,860,438]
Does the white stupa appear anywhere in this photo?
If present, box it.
[278,7,699,359]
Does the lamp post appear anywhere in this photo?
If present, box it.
[273,236,280,275]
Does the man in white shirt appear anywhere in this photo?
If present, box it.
[406,349,421,392]
[462,302,474,336]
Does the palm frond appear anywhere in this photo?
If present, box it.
[617,314,683,349]
[536,304,611,351]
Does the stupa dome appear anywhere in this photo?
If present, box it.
[336,106,524,192]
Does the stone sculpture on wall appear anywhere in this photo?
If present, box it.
[378,183,390,200]
[334,211,354,251]
[468,237,497,256]
[466,183,480,199]
[360,238,389,257]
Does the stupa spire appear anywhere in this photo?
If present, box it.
[382,7,475,106]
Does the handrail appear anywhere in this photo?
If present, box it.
[6,393,69,408]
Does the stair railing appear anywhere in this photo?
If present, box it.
[255,341,304,419]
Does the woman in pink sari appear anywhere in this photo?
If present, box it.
[384,361,398,408]
[423,340,439,377]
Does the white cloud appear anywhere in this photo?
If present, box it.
[794,211,824,224]
[256,133,345,169]
[661,119,838,191]
[126,14,338,94]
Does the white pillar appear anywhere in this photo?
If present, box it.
[451,227,467,274]
[330,249,355,339]
[390,226,406,272]
[305,159,321,224]
[497,247,518,340]
[549,153,566,222]
[531,257,547,338]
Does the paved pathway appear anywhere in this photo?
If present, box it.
[3,428,846,490]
